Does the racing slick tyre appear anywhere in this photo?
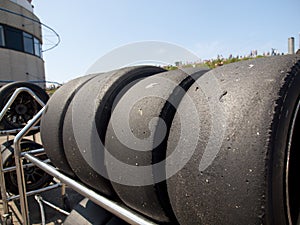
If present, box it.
[166,55,300,225]
[104,68,209,223]
[41,74,97,177]
[62,66,165,197]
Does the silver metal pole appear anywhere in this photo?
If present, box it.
[4,159,49,173]
[20,148,45,156]
[0,141,10,220]
[61,183,66,197]
[0,127,39,136]
[36,195,70,216]
[24,154,158,225]
[35,195,46,225]
[13,107,46,225]
[7,183,61,201]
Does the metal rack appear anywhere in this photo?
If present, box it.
[0,87,158,225]
[0,87,63,225]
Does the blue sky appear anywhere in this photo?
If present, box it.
[33,0,300,83]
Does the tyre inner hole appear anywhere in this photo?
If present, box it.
[286,100,300,225]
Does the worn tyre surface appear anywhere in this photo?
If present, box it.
[0,82,49,134]
[104,68,209,222]
[1,139,53,194]
[41,74,97,177]
[166,55,300,225]
[63,66,165,197]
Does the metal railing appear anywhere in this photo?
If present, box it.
[0,87,60,225]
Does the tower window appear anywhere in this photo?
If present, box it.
[0,25,4,46]
[23,32,34,54]
[0,24,42,58]
[4,26,23,51]
[34,37,42,57]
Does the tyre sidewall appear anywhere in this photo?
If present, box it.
[268,70,300,224]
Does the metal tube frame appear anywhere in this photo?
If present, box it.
[0,127,39,136]
[3,158,50,173]
[34,195,46,225]
[0,87,47,225]
[34,194,70,216]
[7,183,62,202]
[0,142,10,221]
[13,107,45,225]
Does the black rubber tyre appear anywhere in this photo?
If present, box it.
[40,74,97,177]
[166,55,300,225]
[63,66,165,197]
[0,82,49,134]
[62,194,72,211]
[64,198,129,225]
[1,139,53,195]
[63,198,112,225]
[104,68,209,223]
[106,217,129,225]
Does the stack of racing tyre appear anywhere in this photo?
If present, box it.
[41,54,300,225]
